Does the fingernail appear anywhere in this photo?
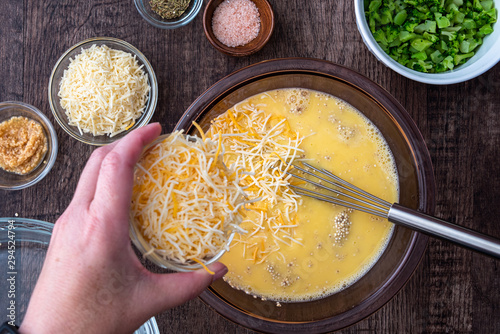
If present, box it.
[211,263,228,282]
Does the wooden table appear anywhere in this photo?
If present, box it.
[1,0,499,333]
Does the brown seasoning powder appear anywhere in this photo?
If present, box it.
[0,116,48,175]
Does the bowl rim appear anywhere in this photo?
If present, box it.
[48,36,158,146]
[354,0,500,85]
[175,58,436,332]
[203,0,275,57]
[134,0,203,29]
[0,101,58,191]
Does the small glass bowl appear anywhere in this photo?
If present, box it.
[48,37,158,146]
[129,134,236,272]
[134,0,203,29]
[0,102,58,191]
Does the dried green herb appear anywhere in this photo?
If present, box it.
[150,0,191,20]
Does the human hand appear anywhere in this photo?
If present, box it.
[19,123,228,334]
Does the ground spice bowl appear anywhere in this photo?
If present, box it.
[0,102,58,191]
[203,0,275,57]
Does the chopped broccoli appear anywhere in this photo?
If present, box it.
[479,23,494,34]
[463,18,477,29]
[459,38,481,52]
[415,19,438,32]
[442,55,455,69]
[423,31,440,42]
[453,11,466,23]
[380,7,394,24]
[365,0,496,73]
[454,51,475,64]
[441,30,457,40]
[412,51,429,60]
[411,38,434,50]
[430,49,445,62]
[369,0,382,12]
[435,12,451,27]
[373,29,389,46]
[400,30,417,41]
[481,0,494,10]
[394,10,409,25]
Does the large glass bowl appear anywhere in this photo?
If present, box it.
[0,218,159,333]
[174,58,436,333]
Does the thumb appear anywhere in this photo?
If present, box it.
[138,262,228,316]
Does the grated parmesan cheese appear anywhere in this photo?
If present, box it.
[208,103,306,264]
[58,44,150,137]
[130,130,245,265]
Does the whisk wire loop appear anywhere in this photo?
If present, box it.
[286,163,392,218]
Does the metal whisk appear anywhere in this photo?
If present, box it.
[286,163,500,259]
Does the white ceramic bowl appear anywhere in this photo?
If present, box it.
[355,0,500,85]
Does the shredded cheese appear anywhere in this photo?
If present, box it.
[208,102,305,263]
[58,44,150,137]
[130,131,245,265]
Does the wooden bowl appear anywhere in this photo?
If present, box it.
[203,0,274,57]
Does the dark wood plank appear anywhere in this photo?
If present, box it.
[0,0,25,219]
[469,69,500,333]
[1,0,499,333]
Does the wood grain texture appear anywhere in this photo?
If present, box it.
[0,0,499,333]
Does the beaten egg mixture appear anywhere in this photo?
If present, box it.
[207,88,398,302]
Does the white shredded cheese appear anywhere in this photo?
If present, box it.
[130,130,245,264]
[58,44,150,137]
[208,103,306,263]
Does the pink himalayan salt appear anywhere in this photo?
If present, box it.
[212,0,261,48]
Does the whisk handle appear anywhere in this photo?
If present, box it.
[388,204,500,259]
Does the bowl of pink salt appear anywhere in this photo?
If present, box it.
[203,0,274,57]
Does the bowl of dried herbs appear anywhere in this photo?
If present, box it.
[134,0,203,29]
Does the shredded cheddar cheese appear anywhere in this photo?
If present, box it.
[208,103,306,263]
[130,131,245,265]
[58,44,150,137]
